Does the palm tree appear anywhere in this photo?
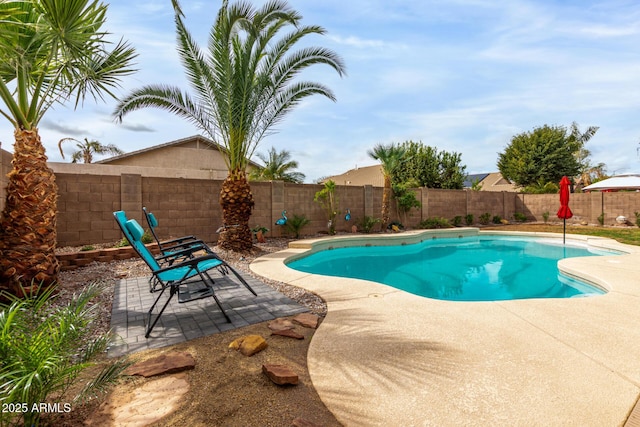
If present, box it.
[0,0,137,296]
[114,0,345,251]
[250,147,305,183]
[58,137,124,163]
[368,143,407,230]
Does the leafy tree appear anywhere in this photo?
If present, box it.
[497,124,585,188]
[249,147,305,183]
[114,0,345,251]
[0,0,137,295]
[368,143,407,230]
[58,137,124,163]
[390,140,466,189]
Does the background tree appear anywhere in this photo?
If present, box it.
[58,137,124,163]
[390,140,466,189]
[114,0,345,251]
[0,0,136,295]
[249,147,305,183]
[497,124,585,188]
[368,143,406,230]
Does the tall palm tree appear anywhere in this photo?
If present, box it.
[250,147,305,183]
[368,143,407,230]
[0,0,137,296]
[58,137,124,163]
[114,0,345,251]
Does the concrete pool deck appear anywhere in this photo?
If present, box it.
[250,228,640,426]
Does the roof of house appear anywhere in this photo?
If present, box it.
[326,164,385,187]
[97,134,261,168]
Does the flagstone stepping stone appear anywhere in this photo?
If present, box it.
[292,313,320,329]
[229,334,268,356]
[268,318,295,331]
[271,328,304,339]
[124,352,195,378]
[88,374,189,427]
[262,364,298,385]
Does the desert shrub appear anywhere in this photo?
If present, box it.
[513,212,527,222]
[597,212,605,226]
[357,216,380,233]
[542,211,550,223]
[492,215,502,224]
[635,212,640,228]
[479,212,491,225]
[452,216,462,227]
[465,214,474,226]
[284,214,310,238]
[417,217,452,229]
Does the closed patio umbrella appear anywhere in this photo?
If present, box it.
[557,176,573,244]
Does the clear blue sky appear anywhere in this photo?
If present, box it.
[2,0,640,182]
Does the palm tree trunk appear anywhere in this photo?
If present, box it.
[0,129,59,297]
[218,169,254,251]
[381,174,391,231]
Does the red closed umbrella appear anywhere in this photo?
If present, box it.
[557,176,573,243]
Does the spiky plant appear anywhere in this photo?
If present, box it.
[114,0,345,251]
[0,0,137,296]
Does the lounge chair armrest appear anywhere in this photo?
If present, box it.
[160,239,211,253]
[153,253,224,275]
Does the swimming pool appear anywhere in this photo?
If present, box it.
[287,235,620,301]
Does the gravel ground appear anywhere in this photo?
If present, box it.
[46,238,339,427]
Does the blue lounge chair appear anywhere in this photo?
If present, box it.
[143,206,204,254]
[113,211,257,338]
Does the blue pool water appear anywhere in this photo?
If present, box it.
[287,236,619,301]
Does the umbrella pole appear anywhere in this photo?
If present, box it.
[563,218,566,244]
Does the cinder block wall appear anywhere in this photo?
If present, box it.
[1,145,640,247]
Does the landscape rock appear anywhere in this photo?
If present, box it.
[293,313,319,329]
[268,318,295,331]
[262,364,299,385]
[271,328,304,339]
[124,352,196,378]
[229,334,268,356]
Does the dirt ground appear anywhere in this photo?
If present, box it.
[45,318,341,427]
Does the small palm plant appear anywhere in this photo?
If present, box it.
[284,214,311,238]
[0,282,130,427]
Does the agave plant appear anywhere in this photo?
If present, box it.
[0,282,130,427]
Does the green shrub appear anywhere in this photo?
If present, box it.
[635,211,640,228]
[597,212,605,226]
[80,244,95,251]
[513,212,527,222]
[114,237,130,247]
[479,212,491,225]
[452,216,462,227]
[492,215,502,224]
[284,214,311,238]
[0,282,130,427]
[465,214,474,226]
[357,216,380,233]
[417,217,452,229]
[142,229,154,244]
[542,211,550,223]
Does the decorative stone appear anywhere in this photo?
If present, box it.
[268,318,295,331]
[271,328,304,339]
[262,364,298,385]
[124,352,196,378]
[292,313,319,329]
[351,225,358,233]
[229,335,268,356]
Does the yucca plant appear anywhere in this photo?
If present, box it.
[0,282,130,427]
